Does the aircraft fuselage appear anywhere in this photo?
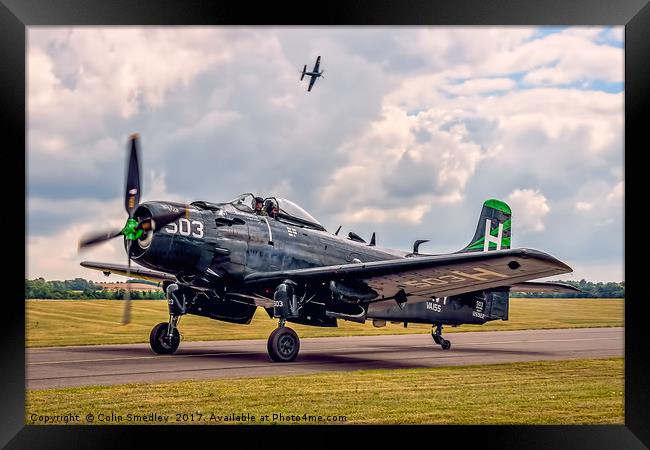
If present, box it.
[128,200,509,331]
[131,200,402,282]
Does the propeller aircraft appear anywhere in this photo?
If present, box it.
[79,134,578,362]
[300,56,324,92]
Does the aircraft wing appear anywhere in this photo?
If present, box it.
[244,248,572,304]
[509,281,581,293]
[308,75,317,92]
[312,56,321,73]
[80,261,176,283]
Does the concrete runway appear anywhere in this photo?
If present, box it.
[27,327,623,390]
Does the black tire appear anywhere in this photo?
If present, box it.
[149,322,180,355]
[267,327,300,362]
[440,339,451,350]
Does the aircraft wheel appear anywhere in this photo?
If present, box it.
[149,322,180,355]
[267,327,300,362]
[440,339,451,350]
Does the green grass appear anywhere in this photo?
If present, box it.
[26,298,624,347]
[26,358,623,425]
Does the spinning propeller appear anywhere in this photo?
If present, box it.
[78,134,188,324]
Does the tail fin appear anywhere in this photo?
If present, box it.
[460,199,512,253]
[300,65,307,80]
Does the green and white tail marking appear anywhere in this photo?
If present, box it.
[461,199,512,253]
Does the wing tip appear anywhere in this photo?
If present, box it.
[518,248,573,273]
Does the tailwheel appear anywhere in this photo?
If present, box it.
[267,326,300,362]
[149,322,180,355]
[431,327,441,345]
[432,324,451,350]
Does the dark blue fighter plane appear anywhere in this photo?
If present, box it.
[300,56,324,92]
[79,134,578,362]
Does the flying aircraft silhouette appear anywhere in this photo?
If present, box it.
[300,56,324,92]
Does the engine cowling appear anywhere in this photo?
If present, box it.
[130,202,215,275]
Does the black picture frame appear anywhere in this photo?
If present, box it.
[5,0,648,447]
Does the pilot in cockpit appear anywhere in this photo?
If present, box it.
[252,196,265,215]
[264,199,279,219]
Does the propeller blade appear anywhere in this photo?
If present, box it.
[121,240,133,325]
[125,134,142,218]
[78,228,123,250]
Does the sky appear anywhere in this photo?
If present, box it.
[26,26,624,282]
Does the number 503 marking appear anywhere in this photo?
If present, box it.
[165,218,204,238]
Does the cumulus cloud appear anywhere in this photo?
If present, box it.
[28,227,125,281]
[28,200,127,281]
[576,201,593,212]
[27,27,624,281]
[507,189,550,233]
[27,169,182,280]
[482,28,623,85]
[603,27,624,43]
[569,179,623,221]
[607,181,623,203]
[28,28,232,123]
[443,77,516,96]
[319,105,487,223]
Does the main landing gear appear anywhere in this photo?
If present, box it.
[267,280,301,362]
[150,283,183,355]
[432,324,451,350]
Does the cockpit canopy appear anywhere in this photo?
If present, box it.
[228,193,327,231]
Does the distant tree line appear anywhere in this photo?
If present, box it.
[510,280,624,298]
[26,277,623,300]
[25,277,166,300]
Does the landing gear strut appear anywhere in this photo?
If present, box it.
[432,324,451,350]
[267,281,301,362]
[149,283,183,355]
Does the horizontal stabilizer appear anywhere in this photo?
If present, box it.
[348,231,366,243]
[510,281,582,293]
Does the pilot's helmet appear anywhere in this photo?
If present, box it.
[264,199,277,214]
[253,196,264,210]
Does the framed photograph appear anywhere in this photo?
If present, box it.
[7,0,648,447]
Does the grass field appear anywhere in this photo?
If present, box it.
[26,358,623,425]
[25,298,624,347]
